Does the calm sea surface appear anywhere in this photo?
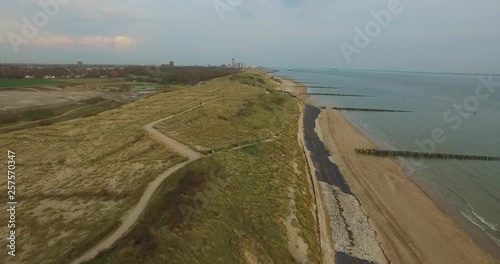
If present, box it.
[275,68,500,247]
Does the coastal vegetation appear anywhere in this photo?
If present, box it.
[0,65,238,86]
[155,66,239,85]
[0,78,61,88]
[0,71,319,264]
[0,97,123,134]
[87,71,320,263]
[0,85,205,263]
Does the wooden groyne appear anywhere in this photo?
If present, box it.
[308,86,341,89]
[303,93,371,97]
[355,148,500,161]
[331,107,412,113]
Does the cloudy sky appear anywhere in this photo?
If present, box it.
[0,0,499,73]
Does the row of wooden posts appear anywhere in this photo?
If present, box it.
[355,148,500,161]
[304,93,369,97]
[308,86,340,89]
[330,107,411,113]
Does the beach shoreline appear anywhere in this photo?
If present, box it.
[318,109,496,263]
[274,74,497,263]
[330,102,500,258]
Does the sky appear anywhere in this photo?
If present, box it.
[0,0,499,73]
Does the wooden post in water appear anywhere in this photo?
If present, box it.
[354,148,500,161]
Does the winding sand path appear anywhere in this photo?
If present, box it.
[71,100,217,264]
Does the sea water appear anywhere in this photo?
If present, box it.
[275,68,500,250]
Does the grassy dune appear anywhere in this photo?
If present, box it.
[0,83,221,263]
[88,72,320,263]
[155,74,286,153]
[0,72,319,263]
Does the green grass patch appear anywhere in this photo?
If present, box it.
[21,109,55,121]
[0,78,61,88]
[240,144,261,155]
[0,112,19,125]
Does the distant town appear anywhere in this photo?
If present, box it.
[0,58,251,80]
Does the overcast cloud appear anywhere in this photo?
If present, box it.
[0,0,499,73]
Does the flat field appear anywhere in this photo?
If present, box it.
[0,78,61,88]
[0,78,172,133]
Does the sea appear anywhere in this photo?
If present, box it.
[274,68,500,255]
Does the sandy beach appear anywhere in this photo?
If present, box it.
[277,75,497,264]
[272,74,315,104]
[318,109,496,263]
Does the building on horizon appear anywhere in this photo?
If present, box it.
[231,58,248,69]
[161,61,175,68]
[77,61,83,66]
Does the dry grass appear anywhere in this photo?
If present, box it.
[0,98,123,133]
[155,72,288,153]
[0,72,320,264]
[0,79,228,264]
[88,72,321,264]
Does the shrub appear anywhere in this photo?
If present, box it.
[0,112,19,125]
[38,119,54,126]
[22,109,54,121]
